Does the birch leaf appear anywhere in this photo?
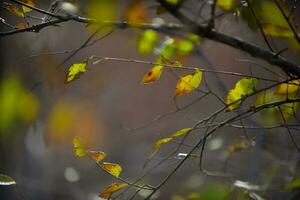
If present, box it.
[142,65,164,84]
[73,137,86,157]
[175,68,202,96]
[86,150,107,163]
[171,128,192,138]
[0,174,16,186]
[226,78,257,111]
[144,137,173,168]
[99,182,128,199]
[101,162,122,177]
[66,57,93,83]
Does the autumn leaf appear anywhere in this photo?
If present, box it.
[175,68,202,96]
[144,137,173,168]
[22,0,35,13]
[226,78,257,111]
[171,128,192,138]
[86,150,107,163]
[99,182,128,199]
[73,137,86,157]
[65,58,92,83]
[142,65,164,84]
[4,3,24,17]
[275,79,300,94]
[101,162,122,177]
[0,174,16,186]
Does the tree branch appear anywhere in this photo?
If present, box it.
[157,0,300,77]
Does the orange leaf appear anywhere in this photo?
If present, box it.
[99,182,128,199]
[142,65,164,84]
[101,162,122,177]
[86,150,106,163]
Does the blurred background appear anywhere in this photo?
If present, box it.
[0,0,300,199]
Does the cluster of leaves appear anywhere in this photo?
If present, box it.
[73,137,127,199]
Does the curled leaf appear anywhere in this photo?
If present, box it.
[0,174,16,186]
[73,137,86,157]
[175,68,202,96]
[142,65,164,84]
[86,150,107,163]
[144,137,173,168]
[171,128,192,138]
[101,162,122,177]
[226,78,257,111]
[99,182,128,199]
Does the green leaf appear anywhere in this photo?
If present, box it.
[138,29,158,55]
[0,174,16,186]
[226,78,257,111]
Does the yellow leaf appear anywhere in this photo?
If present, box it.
[138,29,158,55]
[65,60,89,83]
[99,182,128,199]
[175,69,202,96]
[275,79,300,94]
[22,0,35,13]
[73,137,86,157]
[217,0,238,12]
[142,65,164,84]
[171,128,192,138]
[86,150,107,163]
[144,137,173,168]
[226,78,257,111]
[101,162,122,177]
